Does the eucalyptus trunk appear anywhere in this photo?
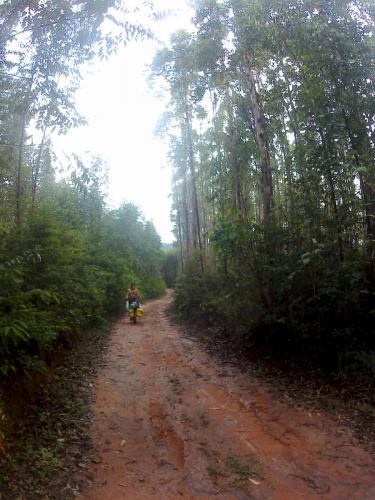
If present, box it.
[245,61,273,222]
[184,108,204,272]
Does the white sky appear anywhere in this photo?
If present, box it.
[53,0,193,243]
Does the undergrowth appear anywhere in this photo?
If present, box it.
[0,325,111,499]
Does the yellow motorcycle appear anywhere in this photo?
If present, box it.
[128,300,143,324]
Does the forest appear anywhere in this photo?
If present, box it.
[0,0,374,497]
[152,0,375,377]
[0,1,165,386]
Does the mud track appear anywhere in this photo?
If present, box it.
[82,291,375,499]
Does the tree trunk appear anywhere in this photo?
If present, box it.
[176,202,184,270]
[343,110,375,277]
[245,60,273,222]
[15,72,34,226]
[31,122,48,212]
[182,171,190,257]
[185,107,204,272]
[224,79,247,218]
[15,110,27,226]
[318,128,344,262]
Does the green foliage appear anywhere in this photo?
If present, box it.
[142,275,166,299]
[174,263,208,322]
[161,248,178,287]
[0,172,165,379]
[0,324,111,499]
[160,0,375,378]
[174,218,375,374]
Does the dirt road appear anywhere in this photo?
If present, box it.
[82,292,375,499]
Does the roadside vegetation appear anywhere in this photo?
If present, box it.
[151,0,375,381]
[161,247,179,288]
[0,0,165,473]
[0,326,110,499]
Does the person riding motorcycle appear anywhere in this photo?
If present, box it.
[127,284,140,320]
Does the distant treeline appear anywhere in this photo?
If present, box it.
[152,0,375,376]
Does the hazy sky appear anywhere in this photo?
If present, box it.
[53,0,193,243]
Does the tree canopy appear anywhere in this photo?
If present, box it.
[152,0,375,376]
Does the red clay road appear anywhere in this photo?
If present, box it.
[81,291,375,500]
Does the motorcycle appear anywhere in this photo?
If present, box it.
[128,300,143,324]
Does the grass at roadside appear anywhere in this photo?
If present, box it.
[0,325,112,499]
